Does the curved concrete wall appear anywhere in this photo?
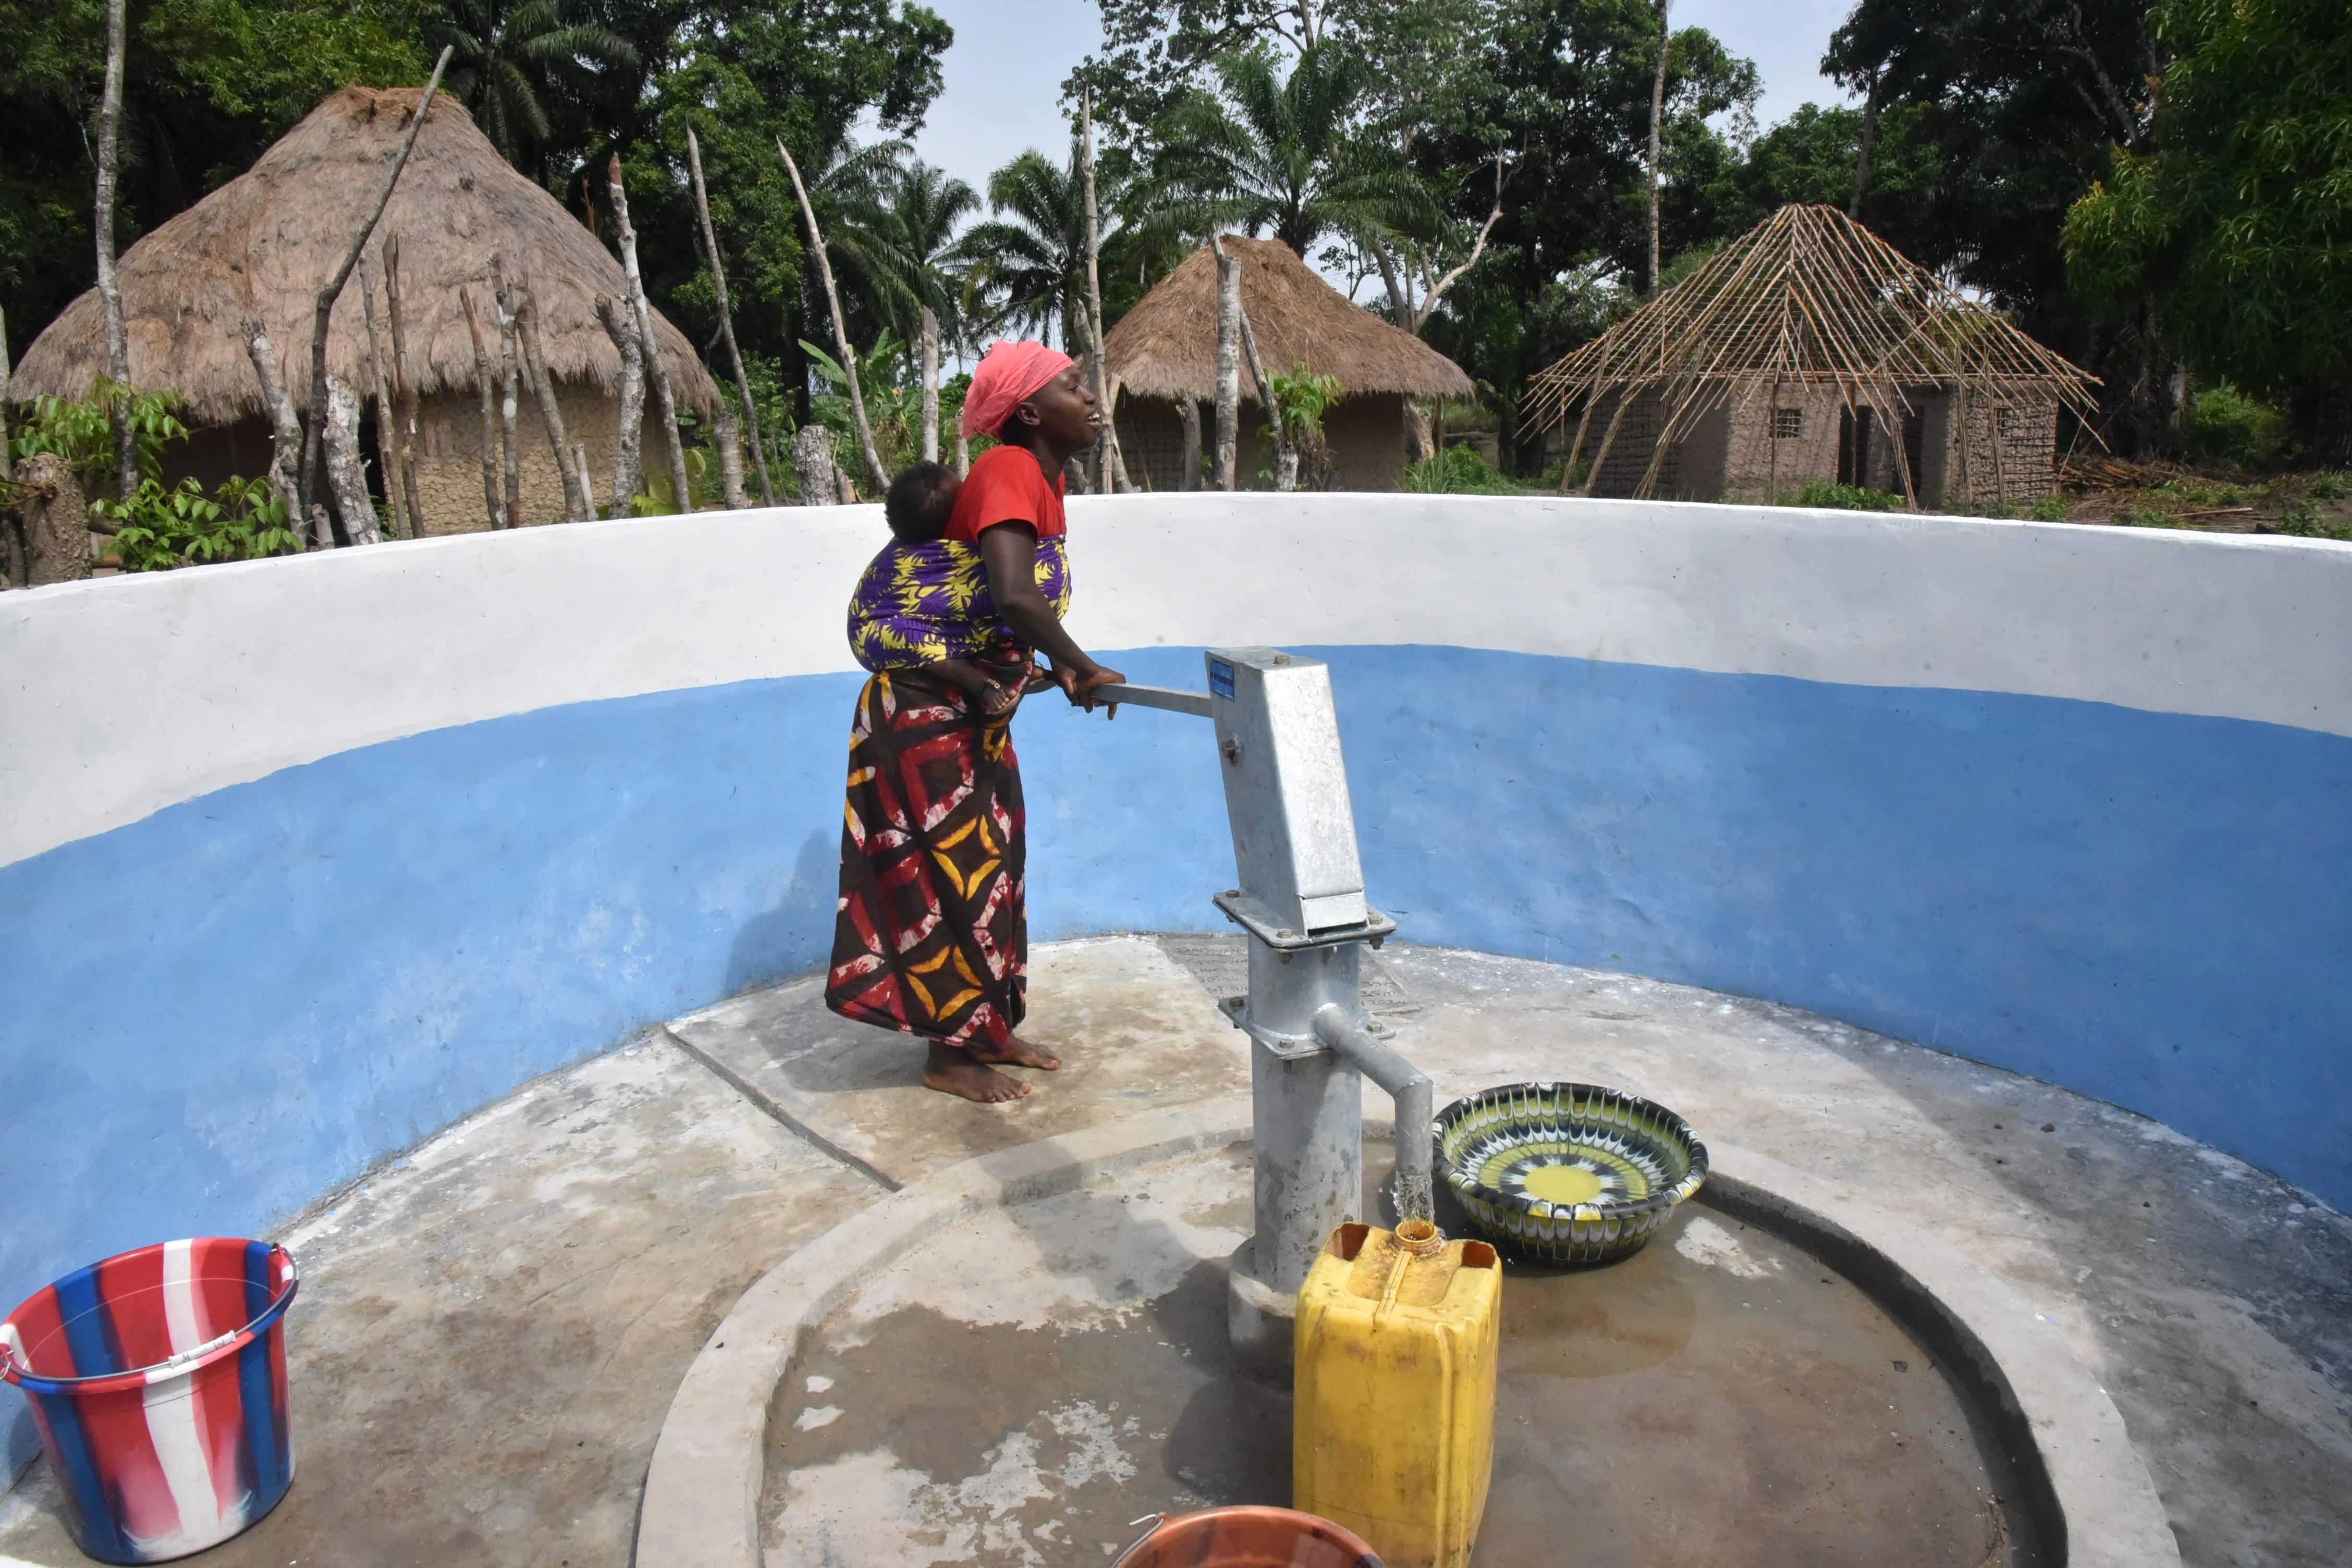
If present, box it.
[6,496,2348,1466]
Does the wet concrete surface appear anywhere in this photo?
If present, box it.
[763,1143,2037,1567]
[667,939,1249,1188]
[5,937,2345,1566]
[1361,945,2352,1568]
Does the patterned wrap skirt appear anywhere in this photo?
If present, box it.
[824,658,1030,1055]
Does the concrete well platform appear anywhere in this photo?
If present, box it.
[4,938,2348,1568]
[761,1139,2042,1567]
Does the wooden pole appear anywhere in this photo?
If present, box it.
[489,256,523,526]
[1079,91,1126,492]
[1179,398,1201,491]
[686,128,774,506]
[382,236,426,540]
[712,396,748,507]
[1956,383,1974,506]
[357,264,409,536]
[95,0,137,504]
[323,374,382,544]
[1557,399,1596,494]
[596,296,645,514]
[1105,373,1135,491]
[1646,0,1671,295]
[1579,394,1635,496]
[1212,241,1241,490]
[1990,401,2010,508]
[300,46,452,537]
[517,285,591,520]
[241,321,303,524]
[0,304,14,485]
[920,307,940,464]
[1212,236,1295,491]
[459,286,504,529]
[0,309,19,585]
[776,138,889,493]
[607,155,696,513]
[791,422,840,505]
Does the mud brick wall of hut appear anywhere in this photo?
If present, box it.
[170,385,669,533]
[1914,391,2060,508]
[1717,384,1848,503]
[1589,384,2058,508]
[1114,394,1411,492]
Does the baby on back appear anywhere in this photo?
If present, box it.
[844,461,1023,715]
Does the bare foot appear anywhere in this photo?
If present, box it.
[923,1041,1031,1102]
[994,1032,1062,1071]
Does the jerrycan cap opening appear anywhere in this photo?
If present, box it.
[1394,1218,1446,1258]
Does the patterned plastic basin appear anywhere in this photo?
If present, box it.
[1435,1083,1708,1265]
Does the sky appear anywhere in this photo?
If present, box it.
[894,0,1863,204]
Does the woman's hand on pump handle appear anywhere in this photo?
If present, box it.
[1055,663,1127,715]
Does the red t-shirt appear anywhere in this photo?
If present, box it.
[945,445,1066,546]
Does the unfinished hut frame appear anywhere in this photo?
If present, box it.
[1525,205,2100,509]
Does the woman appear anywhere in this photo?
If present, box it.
[825,341,1127,1103]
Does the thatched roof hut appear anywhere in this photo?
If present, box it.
[15,86,715,424]
[1104,236,1472,491]
[1524,204,2099,507]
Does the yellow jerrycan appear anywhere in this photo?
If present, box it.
[1292,1219,1501,1568]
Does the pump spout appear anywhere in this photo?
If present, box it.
[1313,1004,1435,1224]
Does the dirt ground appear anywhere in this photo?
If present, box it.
[2045,457,2352,538]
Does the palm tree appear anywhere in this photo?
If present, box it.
[879,161,982,353]
[775,134,928,421]
[1156,42,1434,258]
[954,144,1090,352]
[429,0,640,176]
[955,139,1157,353]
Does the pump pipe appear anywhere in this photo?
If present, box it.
[1313,1004,1436,1223]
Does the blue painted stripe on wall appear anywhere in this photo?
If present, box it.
[1025,646,2352,1213]
[3,644,2346,1417]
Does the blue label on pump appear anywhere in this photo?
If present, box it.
[1209,659,1236,700]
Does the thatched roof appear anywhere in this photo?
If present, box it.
[14,86,716,425]
[1525,204,2098,439]
[1104,235,1473,403]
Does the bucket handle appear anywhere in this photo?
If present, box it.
[1109,1513,1167,1568]
[1,1246,300,1395]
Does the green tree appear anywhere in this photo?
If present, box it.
[1407,0,1755,471]
[2063,0,2352,459]
[634,0,951,416]
[957,139,1141,352]
[1821,0,2171,447]
[1,0,425,362]
[428,0,642,178]
[1705,102,1934,237]
[1150,41,1429,257]
[866,159,981,357]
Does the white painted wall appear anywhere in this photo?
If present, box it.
[5,494,2348,867]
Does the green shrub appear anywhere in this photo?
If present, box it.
[1778,481,1905,512]
[2030,493,2071,522]
[96,475,303,570]
[2182,383,2291,469]
[2312,473,2346,501]
[1404,444,1520,495]
[10,384,188,498]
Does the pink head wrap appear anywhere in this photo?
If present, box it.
[960,339,1077,439]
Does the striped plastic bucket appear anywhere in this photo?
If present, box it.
[1,1239,298,1564]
